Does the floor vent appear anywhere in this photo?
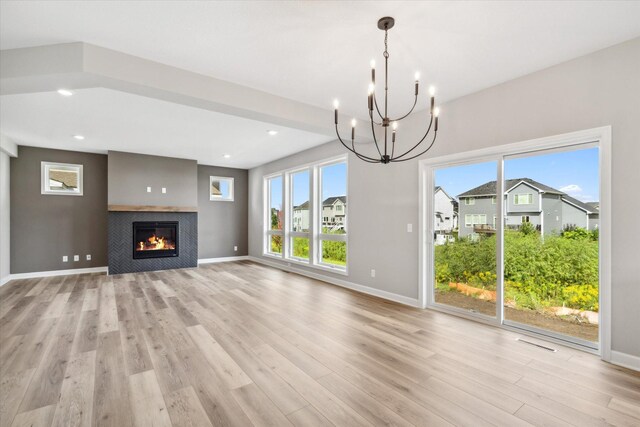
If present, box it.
[516,337,557,352]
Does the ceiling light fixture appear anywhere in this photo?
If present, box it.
[223,154,231,159]
[267,130,278,136]
[57,89,73,97]
[333,16,440,164]
[73,135,85,140]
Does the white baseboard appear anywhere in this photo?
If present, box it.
[610,350,640,372]
[248,256,420,308]
[198,256,249,264]
[0,275,11,287]
[4,266,108,284]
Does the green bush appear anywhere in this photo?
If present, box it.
[435,227,599,311]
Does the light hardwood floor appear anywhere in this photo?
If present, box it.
[1,261,639,427]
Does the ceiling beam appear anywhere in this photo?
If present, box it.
[1,42,371,141]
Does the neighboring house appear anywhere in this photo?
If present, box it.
[292,201,309,231]
[322,196,346,231]
[458,178,598,238]
[49,169,78,190]
[291,196,347,232]
[434,186,458,235]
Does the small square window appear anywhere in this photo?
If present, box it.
[210,176,234,201]
[41,162,83,196]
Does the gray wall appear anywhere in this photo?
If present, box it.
[507,183,541,213]
[197,165,248,258]
[562,201,589,229]
[108,151,197,207]
[458,197,496,238]
[542,194,563,234]
[10,146,108,273]
[0,151,10,282]
[248,37,640,357]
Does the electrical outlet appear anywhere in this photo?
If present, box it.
[86,254,91,261]
[73,255,79,262]
[62,256,68,262]
[162,187,167,194]
[146,186,151,193]
[407,223,413,232]
[234,246,238,251]
[371,269,376,278]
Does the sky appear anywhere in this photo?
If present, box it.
[435,147,599,202]
[269,162,347,210]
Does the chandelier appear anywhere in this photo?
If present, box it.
[333,17,439,164]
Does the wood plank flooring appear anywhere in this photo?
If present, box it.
[1,261,639,427]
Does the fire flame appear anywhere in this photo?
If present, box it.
[136,234,175,251]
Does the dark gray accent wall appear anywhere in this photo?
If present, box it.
[108,151,197,207]
[197,165,248,258]
[10,146,108,273]
[108,211,197,274]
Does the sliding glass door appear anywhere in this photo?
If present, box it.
[502,146,599,347]
[433,161,498,319]
[426,141,601,349]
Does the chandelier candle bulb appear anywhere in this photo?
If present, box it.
[371,59,376,83]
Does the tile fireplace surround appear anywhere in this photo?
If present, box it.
[108,210,197,274]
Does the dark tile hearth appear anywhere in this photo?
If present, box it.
[108,211,197,274]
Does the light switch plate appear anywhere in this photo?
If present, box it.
[162,187,166,194]
[407,223,413,232]
[62,256,68,262]
[146,186,151,193]
[86,254,91,261]
[73,255,79,262]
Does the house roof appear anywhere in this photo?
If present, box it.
[586,202,600,211]
[562,195,597,214]
[323,196,346,206]
[457,177,597,213]
[293,196,347,210]
[49,169,78,189]
[458,178,564,198]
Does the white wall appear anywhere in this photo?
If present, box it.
[0,151,10,284]
[249,37,640,358]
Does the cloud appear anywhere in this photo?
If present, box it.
[559,184,582,196]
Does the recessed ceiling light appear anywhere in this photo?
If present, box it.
[73,135,85,140]
[267,130,278,136]
[223,154,231,159]
[57,89,73,97]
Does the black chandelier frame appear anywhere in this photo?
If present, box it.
[334,16,439,164]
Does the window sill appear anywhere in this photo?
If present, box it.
[261,254,348,276]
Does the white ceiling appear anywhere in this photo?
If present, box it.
[1,1,640,166]
[0,88,333,168]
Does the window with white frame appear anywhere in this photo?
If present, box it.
[491,196,496,204]
[41,162,83,196]
[464,214,487,227]
[266,175,283,255]
[464,197,475,205]
[514,193,533,205]
[289,169,310,260]
[263,157,348,271]
[318,161,347,269]
[209,176,234,201]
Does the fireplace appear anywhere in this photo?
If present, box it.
[133,221,178,259]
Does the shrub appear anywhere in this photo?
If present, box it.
[435,229,599,311]
[562,284,599,311]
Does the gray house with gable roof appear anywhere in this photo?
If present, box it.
[457,178,599,238]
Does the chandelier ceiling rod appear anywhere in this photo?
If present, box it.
[333,16,440,164]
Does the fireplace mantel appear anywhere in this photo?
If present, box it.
[108,205,197,212]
